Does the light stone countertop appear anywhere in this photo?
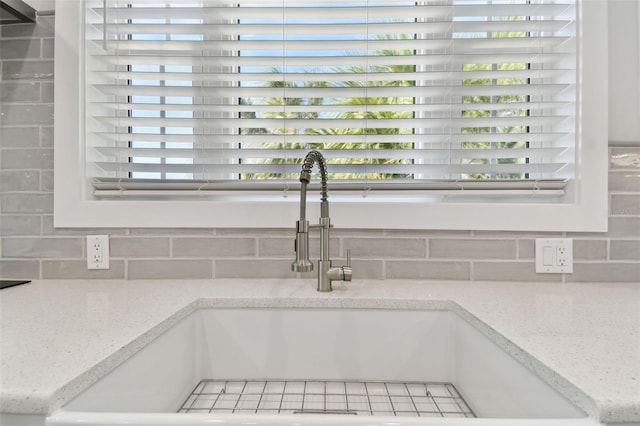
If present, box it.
[0,279,639,424]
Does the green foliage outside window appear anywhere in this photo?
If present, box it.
[240,27,531,181]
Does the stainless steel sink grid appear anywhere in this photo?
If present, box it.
[178,380,476,417]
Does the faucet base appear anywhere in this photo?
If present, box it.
[317,260,353,292]
[317,260,333,292]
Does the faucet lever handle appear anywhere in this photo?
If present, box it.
[342,249,353,282]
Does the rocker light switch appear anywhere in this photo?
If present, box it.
[535,238,573,274]
[542,246,555,266]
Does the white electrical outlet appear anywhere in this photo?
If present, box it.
[87,235,110,270]
[535,238,573,274]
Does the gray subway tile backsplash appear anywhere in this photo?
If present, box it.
[429,238,517,260]
[0,15,639,282]
[128,259,212,280]
[40,126,54,147]
[1,59,54,81]
[610,194,640,217]
[517,239,536,259]
[42,260,126,280]
[385,260,471,281]
[42,38,54,58]
[349,260,384,280]
[40,170,54,192]
[610,148,640,169]
[1,127,40,147]
[609,171,640,192]
[344,237,427,259]
[1,147,53,170]
[259,236,339,259]
[610,240,640,261]
[606,217,640,238]
[110,237,171,258]
[0,104,54,126]
[2,237,83,258]
[0,170,40,192]
[0,193,53,214]
[172,237,256,258]
[258,237,295,258]
[567,263,640,283]
[0,259,40,279]
[215,259,300,279]
[473,262,562,282]
[0,81,41,102]
[0,39,41,60]
[573,240,608,261]
[0,215,41,236]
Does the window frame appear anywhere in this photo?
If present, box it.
[54,0,608,231]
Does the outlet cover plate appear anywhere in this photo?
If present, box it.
[87,235,110,270]
[535,238,573,274]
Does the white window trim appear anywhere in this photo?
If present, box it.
[54,0,608,231]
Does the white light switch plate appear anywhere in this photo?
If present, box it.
[535,238,573,274]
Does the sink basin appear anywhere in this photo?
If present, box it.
[47,307,594,426]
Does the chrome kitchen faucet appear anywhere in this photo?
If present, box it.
[291,150,353,292]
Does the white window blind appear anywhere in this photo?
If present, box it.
[86,0,576,198]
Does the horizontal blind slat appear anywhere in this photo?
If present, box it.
[97,3,572,20]
[96,20,570,37]
[97,116,568,129]
[101,37,570,53]
[93,83,571,98]
[95,101,570,114]
[95,69,571,83]
[96,132,569,144]
[96,148,568,164]
[92,52,569,67]
[96,162,566,176]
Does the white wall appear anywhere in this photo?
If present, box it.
[608,0,640,144]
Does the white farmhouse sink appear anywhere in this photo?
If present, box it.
[47,308,595,426]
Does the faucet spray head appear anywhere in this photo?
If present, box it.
[291,220,313,273]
